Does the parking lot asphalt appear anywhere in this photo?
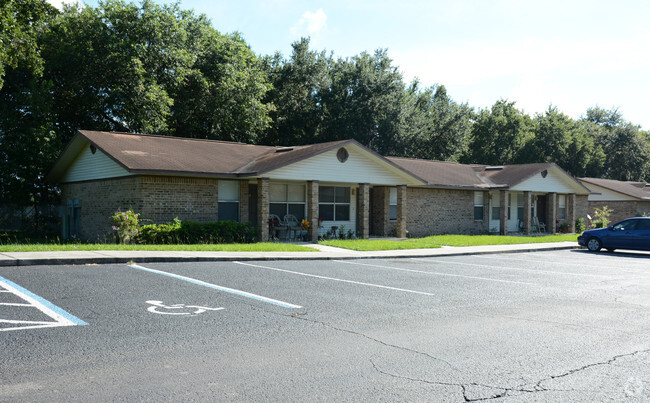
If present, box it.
[2,248,649,401]
[0,241,579,266]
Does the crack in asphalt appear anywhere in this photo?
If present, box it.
[253,305,650,401]
[291,313,461,373]
[532,348,650,391]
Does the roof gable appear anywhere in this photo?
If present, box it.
[265,142,425,185]
[579,177,650,200]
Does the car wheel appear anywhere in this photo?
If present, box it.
[586,237,602,252]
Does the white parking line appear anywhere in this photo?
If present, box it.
[335,260,536,285]
[410,258,612,278]
[0,275,88,332]
[128,264,302,309]
[233,261,437,296]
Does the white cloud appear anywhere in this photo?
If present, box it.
[290,9,327,38]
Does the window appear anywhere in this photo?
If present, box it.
[517,194,524,221]
[491,193,500,220]
[558,195,566,220]
[270,184,305,221]
[218,180,240,221]
[319,186,350,221]
[389,188,398,221]
[474,192,484,220]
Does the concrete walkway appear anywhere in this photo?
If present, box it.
[0,242,579,266]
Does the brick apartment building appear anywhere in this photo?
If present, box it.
[47,130,591,241]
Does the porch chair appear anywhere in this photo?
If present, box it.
[268,214,288,240]
[533,216,546,233]
[283,214,302,241]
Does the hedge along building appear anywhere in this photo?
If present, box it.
[47,130,591,241]
[578,177,650,224]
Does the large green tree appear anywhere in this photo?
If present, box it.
[582,107,649,180]
[41,0,271,143]
[399,83,473,161]
[521,106,604,177]
[319,49,405,154]
[259,38,331,146]
[462,100,533,165]
[0,0,56,89]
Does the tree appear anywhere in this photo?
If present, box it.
[0,0,56,89]
[41,0,272,143]
[320,49,405,155]
[582,107,649,181]
[0,66,59,228]
[259,38,331,146]
[520,106,603,176]
[400,83,473,161]
[462,100,533,165]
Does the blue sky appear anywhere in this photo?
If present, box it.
[51,0,650,130]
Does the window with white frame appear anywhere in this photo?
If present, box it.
[389,188,398,221]
[474,192,484,220]
[319,186,350,221]
[218,180,240,221]
[517,194,524,221]
[558,194,567,220]
[491,193,500,220]
[270,184,306,221]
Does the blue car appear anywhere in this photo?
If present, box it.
[578,217,650,252]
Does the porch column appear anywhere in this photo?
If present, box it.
[257,178,269,242]
[239,181,249,223]
[307,181,319,242]
[546,192,557,234]
[568,193,576,233]
[499,190,509,235]
[397,185,407,238]
[523,191,532,235]
[357,183,370,239]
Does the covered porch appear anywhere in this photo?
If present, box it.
[488,190,578,235]
[249,179,409,242]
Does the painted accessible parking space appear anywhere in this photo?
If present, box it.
[0,275,87,332]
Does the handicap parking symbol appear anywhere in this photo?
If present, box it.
[146,300,224,316]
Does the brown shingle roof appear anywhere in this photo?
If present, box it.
[77,130,277,176]
[386,157,494,188]
[579,177,650,200]
[478,162,555,187]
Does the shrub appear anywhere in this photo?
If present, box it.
[592,206,612,229]
[111,210,140,244]
[575,217,586,233]
[136,218,256,244]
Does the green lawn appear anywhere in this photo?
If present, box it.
[0,234,578,253]
[319,234,578,251]
[0,242,317,253]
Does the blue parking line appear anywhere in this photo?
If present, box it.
[0,275,88,326]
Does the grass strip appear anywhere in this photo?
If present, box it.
[319,234,577,251]
[0,242,317,253]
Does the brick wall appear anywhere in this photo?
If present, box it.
[406,188,488,237]
[140,176,219,224]
[62,175,222,241]
[587,200,650,225]
[62,176,143,241]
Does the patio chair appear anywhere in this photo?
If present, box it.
[283,214,302,240]
[268,214,288,240]
[533,216,546,233]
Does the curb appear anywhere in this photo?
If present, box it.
[0,244,579,267]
